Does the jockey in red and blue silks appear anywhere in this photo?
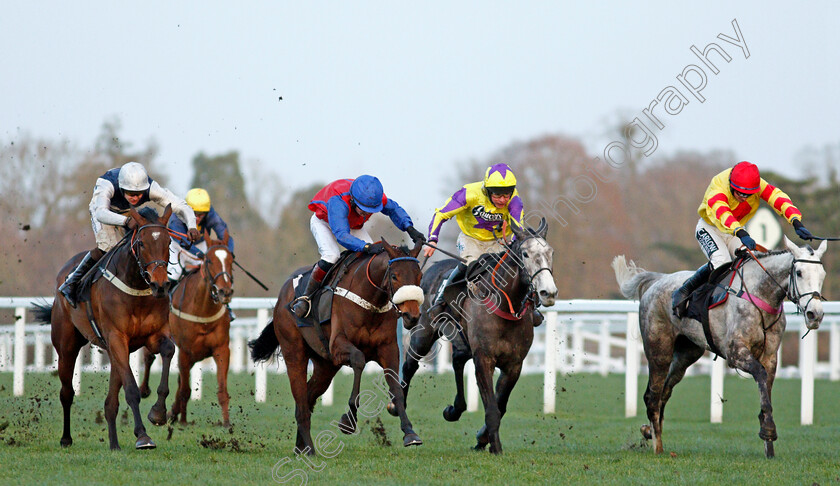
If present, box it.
[671,161,814,318]
[290,175,425,318]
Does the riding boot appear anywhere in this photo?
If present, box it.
[59,250,101,308]
[430,263,468,315]
[671,262,712,319]
[291,261,331,318]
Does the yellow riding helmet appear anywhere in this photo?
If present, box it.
[484,163,517,194]
[185,188,211,212]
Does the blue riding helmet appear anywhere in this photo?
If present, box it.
[350,175,384,213]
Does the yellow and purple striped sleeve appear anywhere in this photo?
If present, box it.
[759,180,802,223]
[427,186,469,242]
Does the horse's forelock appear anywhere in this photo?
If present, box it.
[137,206,161,223]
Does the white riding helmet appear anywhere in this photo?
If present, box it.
[117,162,151,192]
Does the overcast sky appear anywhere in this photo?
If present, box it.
[4,2,840,219]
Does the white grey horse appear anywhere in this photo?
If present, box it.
[612,236,827,458]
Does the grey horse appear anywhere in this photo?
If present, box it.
[612,236,827,458]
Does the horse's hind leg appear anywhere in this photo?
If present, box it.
[658,336,705,436]
[476,363,522,453]
[139,347,155,399]
[147,336,175,426]
[212,344,233,427]
[643,350,673,454]
[54,327,87,447]
[444,343,470,422]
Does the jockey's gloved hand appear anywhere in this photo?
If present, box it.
[188,228,201,243]
[363,242,385,255]
[406,226,426,244]
[792,219,813,240]
[124,217,139,232]
[736,229,757,250]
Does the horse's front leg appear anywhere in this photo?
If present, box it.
[108,336,155,449]
[388,318,439,417]
[332,335,365,435]
[472,353,502,454]
[730,345,777,458]
[212,344,232,428]
[444,341,471,422]
[378,342,422,447]
[139,347,155,399]
[476,363,522,450]
[146,335,175,426]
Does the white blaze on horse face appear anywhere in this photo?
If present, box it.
[521,237,557,306]
[214,248,230,283]
[152,231,161,241]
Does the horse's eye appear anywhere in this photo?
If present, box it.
[391,274,397,281]
[796,270,802,277]
[522,251,529,258]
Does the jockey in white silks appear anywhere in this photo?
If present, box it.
[58,161,200,308]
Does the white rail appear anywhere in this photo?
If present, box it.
[2,297,839,424]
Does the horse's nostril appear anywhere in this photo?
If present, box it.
[806,311,816,321]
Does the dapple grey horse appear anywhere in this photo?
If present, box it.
[612,236,827,458]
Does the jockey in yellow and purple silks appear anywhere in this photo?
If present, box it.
[424,163,527,315]
[672,161,813,318]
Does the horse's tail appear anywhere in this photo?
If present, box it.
[611,255,663,300]
[248,320,279,363]
[30,299,53,326]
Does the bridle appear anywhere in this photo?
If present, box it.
[490,229,554,317]
[201,243,235,303]
[739,249,825,331]
[363,251,421,310]
[128,223,170,286]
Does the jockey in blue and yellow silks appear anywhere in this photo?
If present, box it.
[672,161,814,318]
[290,175,425,318]
[424,163,529,316]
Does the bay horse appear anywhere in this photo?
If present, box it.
[249,239,425,454]
[397,218,557,454]
[612,236,828,458]
[31,205,176,450]
[139,230,234,427]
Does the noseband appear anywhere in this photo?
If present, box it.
[129,223,170,286]
[788,257,825,314]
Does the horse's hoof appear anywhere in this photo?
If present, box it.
[403,433,422,447]
[135,436,156,449]
[443,405,463,422]
[489,445,503,455]
[60,437,72,447]
[148,407,167,426]
[473,442,488,451]
[338,413,356,435]
[640,424,652,440]
[764,441,775,459]
[139,386,151,399]
[222,421,232,429]
[386,402,399,417]
[110,444,122,451]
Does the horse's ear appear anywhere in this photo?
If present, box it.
[815,239,828,259]
[128,206,144,225]
[510,221,526,241]
[380,237,397,257]
[410,239,423,258]
[222,229,230,246]
[783,235,797,253]
[204,227,211,241]
[536,217,547,239]
[162,204,173,224]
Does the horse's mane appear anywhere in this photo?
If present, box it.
[754,249,791,259]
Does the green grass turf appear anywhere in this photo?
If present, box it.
[0,369,838,485]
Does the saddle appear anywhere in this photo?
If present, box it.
[684,258,746,357]
[289,251,360,360]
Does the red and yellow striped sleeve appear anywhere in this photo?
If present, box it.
[759,180,802,223]
[705,191,742,232]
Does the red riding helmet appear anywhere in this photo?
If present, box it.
[729,161,761,194]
